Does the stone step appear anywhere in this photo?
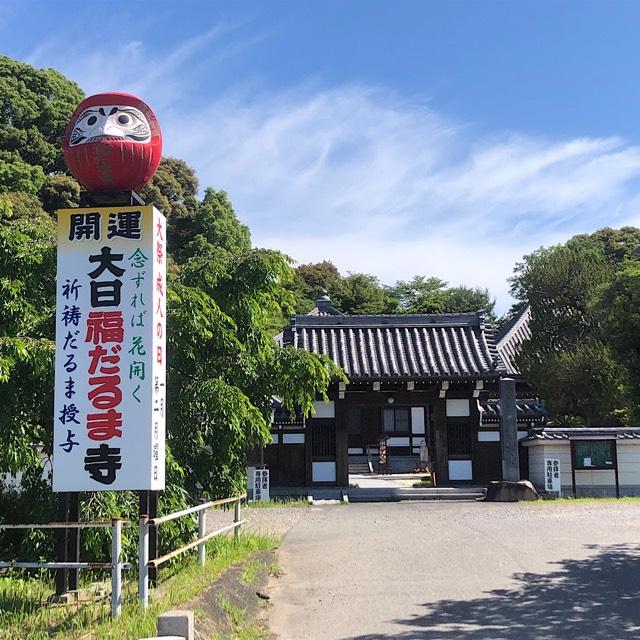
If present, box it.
[348,463,372,474]
[346,488,486,503]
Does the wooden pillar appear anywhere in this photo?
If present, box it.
[500,377,520,481]
[305,420,313,485]
[432,401,449,484]
[335,402,348,486]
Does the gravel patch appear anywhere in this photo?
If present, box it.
[206,504,308,540]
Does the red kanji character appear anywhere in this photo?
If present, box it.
[88,345,121,375]
[155,272,163,297]
[87,409,123,440]
[88,375,122,410]
[156,239,164,265]
[156,218,164,240]
[155,296,165,318]
[85,311,124,345]
[156,345,163,365]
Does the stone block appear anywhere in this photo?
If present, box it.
[157,609,194,640]
[485,480,539,502]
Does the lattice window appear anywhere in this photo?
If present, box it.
[447,421,472,457]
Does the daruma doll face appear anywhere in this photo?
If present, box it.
[62,92,162,192]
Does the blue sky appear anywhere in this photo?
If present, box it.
[4,0,640,312]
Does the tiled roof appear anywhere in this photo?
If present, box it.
[522,427,640,442]
[496,306,531,375]
[480,398,547,423]
[283,312,505,381]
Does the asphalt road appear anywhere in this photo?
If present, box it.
[268,501,640,640]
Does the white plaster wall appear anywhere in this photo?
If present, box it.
[312,461,336,482]
[312,401,335,418]
[527,442,572,489]
[617,441,640,486]
[282,433,305,444]
[446,399,470,417]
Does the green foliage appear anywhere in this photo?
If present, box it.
[0,55,84,174]
[389,275,495,317]
[141,157,199,253]
[597,259,640,421]
[0,191,46,220]
[38,174,80,213]
[510,227,640,425]
[289,262,496,318]
[333,272,396,314]
[0,150,45,195]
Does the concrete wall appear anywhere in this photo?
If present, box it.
[526,440,640,497]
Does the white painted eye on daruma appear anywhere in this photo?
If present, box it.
[69,105,152,146]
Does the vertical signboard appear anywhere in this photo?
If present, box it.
[253,469,270,502]
[53,205,166,491]
[545,458,561,495]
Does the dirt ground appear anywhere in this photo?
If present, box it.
[267,500,640,640]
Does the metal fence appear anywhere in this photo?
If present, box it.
[138,494,246,608]
[0,494,246,616]
[0,519,131,617]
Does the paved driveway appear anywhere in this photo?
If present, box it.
[268,501,640,640]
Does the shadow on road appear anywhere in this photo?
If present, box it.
[347,543,640,640]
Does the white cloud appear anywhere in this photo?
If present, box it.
[26,28,640,313]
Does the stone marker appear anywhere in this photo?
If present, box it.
[157,610,194,640]
[485,480,539,502]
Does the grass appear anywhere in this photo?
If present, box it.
[267,562,281,578]
[0,532,278,640]
[219,597,268,640]
[412,475,434,488]
[241,559,262,586]
[246,497,308,509]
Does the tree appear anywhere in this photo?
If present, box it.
[141,157,199,253]
[510,231,632,425]
[389,275,495,317]
[0,55,84,174]
[333,273,396,314]
[597,259,640,422]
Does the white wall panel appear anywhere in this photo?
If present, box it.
[282,433,305,444]
[387,437,411,447]
[448,460,473,480]
[446,399,470,417]
[478,431,500,442]
[312,401,335,418]
[312,461,336,482]
[411,407,426,434]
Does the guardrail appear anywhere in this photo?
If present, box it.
[138,494,246,608]
[0,519,131,618]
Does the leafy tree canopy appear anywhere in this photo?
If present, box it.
[510,227,640,425]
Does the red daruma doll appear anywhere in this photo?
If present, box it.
[62,92,162,193]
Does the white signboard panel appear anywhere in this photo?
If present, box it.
[545,458,561,494]
[253,468,270,501]
[53,205,166,491]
